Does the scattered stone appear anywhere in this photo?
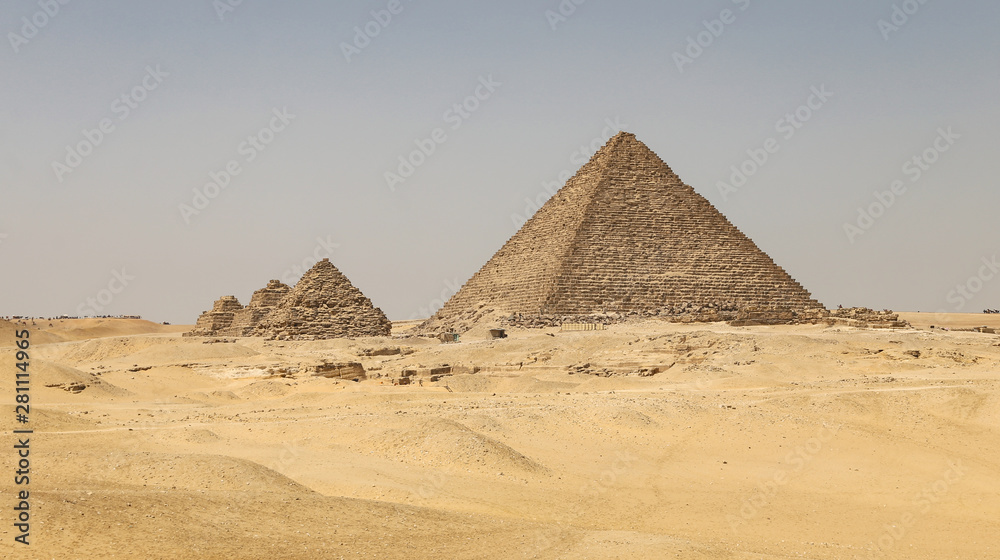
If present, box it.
[826,307,910,329]
[359,347,411,357]
[46,382,86,393]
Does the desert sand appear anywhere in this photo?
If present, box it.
[1,315,999,559]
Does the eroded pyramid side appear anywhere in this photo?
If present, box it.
[254,259,392,340]
[420,132,822,332]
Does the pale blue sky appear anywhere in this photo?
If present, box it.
[1,1,997,322]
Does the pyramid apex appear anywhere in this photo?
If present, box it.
[599,130,649,155]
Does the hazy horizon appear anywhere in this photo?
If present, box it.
[2,1,998,323]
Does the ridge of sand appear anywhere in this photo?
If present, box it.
[2,316,998,559]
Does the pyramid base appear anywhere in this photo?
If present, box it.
[501,306,832,330]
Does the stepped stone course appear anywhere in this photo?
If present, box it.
[227,280,292,336]
[189,296,243,336]
[187,260,390,339]
[255,259,392,340]
[420,132,824,333]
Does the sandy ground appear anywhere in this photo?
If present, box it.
[1,315,998,559]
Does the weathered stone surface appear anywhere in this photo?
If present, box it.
[254,259,391,340]
[249,279,292,308]
[227,280,292,336]
[186,296,243,336]
[311,361,366,381]
[420,132,824,333]
[827,307,910,329]
[187,260,390,340]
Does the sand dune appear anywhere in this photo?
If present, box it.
[1,317,998,558]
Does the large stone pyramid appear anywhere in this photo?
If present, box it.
[421,132,822,331]
[188,260,391,339]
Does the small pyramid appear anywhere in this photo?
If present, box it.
[421,132,822,331]
[189,295,243,336]
[254,259,392,339]
[248,279,293,308]
[226,279,292,336]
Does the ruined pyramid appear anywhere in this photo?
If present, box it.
[256,259,392,339]
[421,132,822,332]
[188,259,391,339]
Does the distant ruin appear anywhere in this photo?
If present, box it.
[187,259,391,340]
[420,132,827,333]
